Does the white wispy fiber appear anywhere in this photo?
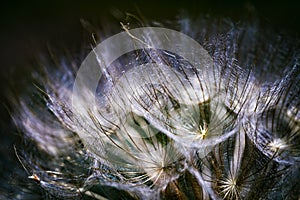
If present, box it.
[11,15,300,200]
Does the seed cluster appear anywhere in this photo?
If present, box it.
[11,17,300,200]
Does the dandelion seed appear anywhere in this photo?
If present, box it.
[219,176,239,200]
[28,174,40,182]
[268,138,288,153]
[197,122,208,140]
[8,12,300,200]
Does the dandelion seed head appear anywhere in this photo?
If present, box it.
[219,175,239,200]
[138,143,186,188]
[268,138,288,153]
[8,12,300,200]
[196,122,208,140]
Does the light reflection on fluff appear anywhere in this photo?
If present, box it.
[11,15,300,200]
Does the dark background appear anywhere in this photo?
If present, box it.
[0,0,299,197]
[0,0,299,75]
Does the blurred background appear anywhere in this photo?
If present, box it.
[0,0,299,76]
[0,0,299,197]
